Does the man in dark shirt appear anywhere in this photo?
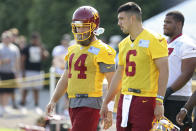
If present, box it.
[20,32,49,114]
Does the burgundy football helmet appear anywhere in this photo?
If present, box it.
[151,116,180,131]
[71,6,100,41]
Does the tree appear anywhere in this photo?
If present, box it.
[0,0,165,71]
[0,0,32,35]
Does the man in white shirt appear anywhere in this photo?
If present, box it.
[163,11,196,131]
[0,31,20,116]
[52,34,71,75]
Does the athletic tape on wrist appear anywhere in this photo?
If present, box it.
[180,107,188,114]
[107,101,114,112]
[156,95,164,100]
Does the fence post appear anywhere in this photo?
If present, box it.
[50,67,56,98]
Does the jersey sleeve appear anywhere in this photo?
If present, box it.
[149,36,168,59]
[181,43,196,59]
[96,45,116,64]
[118,42,124,65]
[64,45,75,61]
[99,62,116,73]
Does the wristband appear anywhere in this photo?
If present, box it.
[156,98,163,103]
[156,95,164,100]
[180,107,188,114]
[107,101,114,112]
[156,102,163,105]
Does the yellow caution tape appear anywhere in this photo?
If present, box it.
[0,72,61,88]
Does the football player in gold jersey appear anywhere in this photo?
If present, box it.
[46,6,116,131]
[100,2,169,131]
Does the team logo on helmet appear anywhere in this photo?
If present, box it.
[92,12,99,20]
[151,117,180,131]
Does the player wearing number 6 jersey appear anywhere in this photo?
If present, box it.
[46,6,116,131]
[100,2,169,131]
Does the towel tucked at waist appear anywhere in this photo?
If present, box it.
[121,94,132,127]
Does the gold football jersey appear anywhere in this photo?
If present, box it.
[65,40,116,98]
[118,29,168,97]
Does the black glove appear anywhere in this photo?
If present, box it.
[164,87,175,102]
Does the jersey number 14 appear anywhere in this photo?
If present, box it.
[68,53,87,79]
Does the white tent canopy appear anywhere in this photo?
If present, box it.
[143,0,196,40]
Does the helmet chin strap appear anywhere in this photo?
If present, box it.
[93,27,105,36]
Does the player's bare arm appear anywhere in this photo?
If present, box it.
[15,53,21,78]
[154,56,169,120]
[105,72,115,89]
[101,72,115,130]
[170,57,196,91]
[21,55,26,77]
[100,65,123,121]
[165,57,196,100]
[46,70,68,116]
[176,90,196,125]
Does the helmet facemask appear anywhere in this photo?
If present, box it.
[151,117,180,131]
[72,21,96,46]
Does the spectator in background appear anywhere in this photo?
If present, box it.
[9,28,20,108]
[108,35,122,67]
[109,35,122,53]
[163,11,196,131]
[9,28,27,52]
[0,31,21,116]
[52,34,71,75]
[16,35,27,52]
[9,28,19,45]
[68,39,76,46]
[20,32,49,114]
[51,34,71,115]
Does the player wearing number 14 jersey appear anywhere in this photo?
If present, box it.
[46,6,116,131]
[100,2,169,131]
[65,40,115,98]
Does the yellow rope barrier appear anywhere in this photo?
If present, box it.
[0,80,50,88]
[0,73,50,83]
[0,72,61,88]
[1,72,196,90]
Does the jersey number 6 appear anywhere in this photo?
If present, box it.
[125,50,137,76]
